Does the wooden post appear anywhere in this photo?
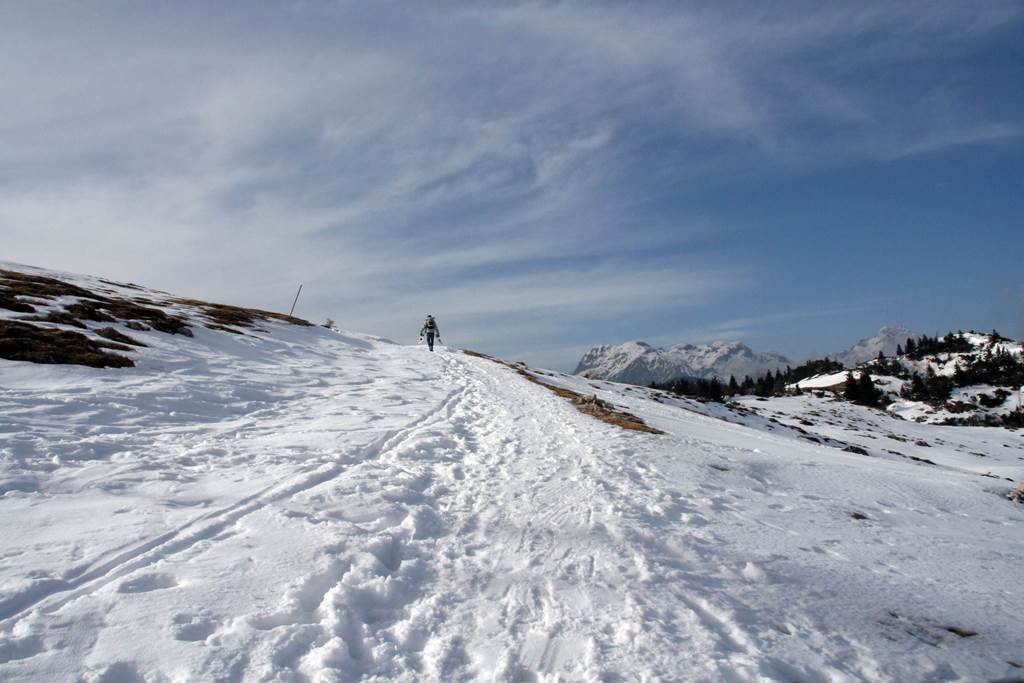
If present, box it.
[289,284,303,317]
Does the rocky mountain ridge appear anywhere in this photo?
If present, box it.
[575,326,922,385]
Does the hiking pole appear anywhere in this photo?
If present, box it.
[289,284,303,317]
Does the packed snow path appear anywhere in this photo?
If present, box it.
[2,326,1023,681]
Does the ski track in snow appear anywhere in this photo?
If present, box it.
[1,320,1024,681]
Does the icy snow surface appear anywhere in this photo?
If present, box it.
[2,274,1024,680]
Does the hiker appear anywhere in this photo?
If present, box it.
[419,315,441,351]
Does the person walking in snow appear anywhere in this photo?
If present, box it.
[419,315,441,351]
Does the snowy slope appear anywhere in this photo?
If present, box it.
[575,340,790,385]
[2,264,1024,681]
[834,325,917,368]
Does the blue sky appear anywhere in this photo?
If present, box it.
[2,2,1022,369]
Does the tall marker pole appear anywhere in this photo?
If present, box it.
[289,284,303,317]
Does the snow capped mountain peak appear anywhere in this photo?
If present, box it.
[575,339,790,385]
[835,325,917,367]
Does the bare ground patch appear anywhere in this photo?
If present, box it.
[0,320,134,368]
[463,350,663,434]
[95,327,148,347]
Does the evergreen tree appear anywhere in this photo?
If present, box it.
[909,372,926,399]
[857,371,882,407]
[844,371,860,402]
[709,378,724,402]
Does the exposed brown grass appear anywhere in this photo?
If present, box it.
[173,299,313,330]
[95,327,147,347]
[463,349,663,434]
[3,269,312,338]
[1,268,103,301]
[0,320,135,368]
[1,268,316,370]
[2,269,192,336]
[0,291,35,313]
[206,323,247,335]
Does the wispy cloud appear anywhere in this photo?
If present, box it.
[1,2,1021,364]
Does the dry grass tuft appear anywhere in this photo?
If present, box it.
[1009,483,1024,504]
[0,320,135,368]
[463,349,663,434]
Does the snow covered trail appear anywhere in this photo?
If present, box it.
[3,321,1024,680]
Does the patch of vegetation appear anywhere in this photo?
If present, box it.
[173,298,313,330]
[0,291,35,313]
[1,268,105,301]
[1,268,320,371]
[652,376,727,401]
[206,324,246,335]
[31,311,87,328]
[463,350,663,434]
[1009,484,1024,504]
[95,327,147,347]
[902,332,974,360]
[0,320,134,368]
[900,367,954,405]
[952,346,1024,389]
[1,269,192,336]
[651,357,847,402]
[977,390,1009,409]
[844,371,885,407]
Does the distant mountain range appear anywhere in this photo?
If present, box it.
[574,326,919,385]
[574,340,790,385]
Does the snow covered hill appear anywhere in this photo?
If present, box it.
[2,263,1024,681]
[574,340,790,385]
[793,330,1024,427]
[834,325,917,368]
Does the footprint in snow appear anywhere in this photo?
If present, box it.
[117,572,178,593]
[172,612,219,642]
[79,660,146,683]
